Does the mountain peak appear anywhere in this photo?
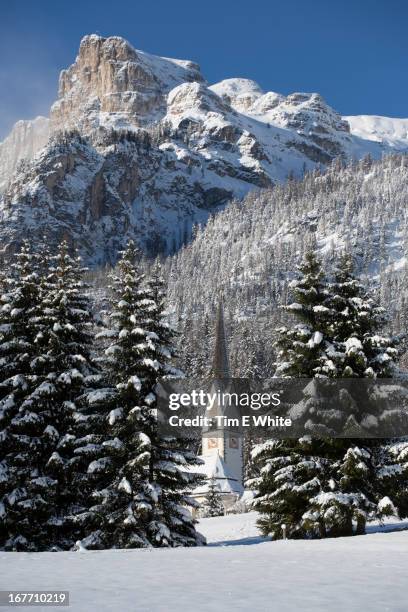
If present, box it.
[50,34,205,134]
[78,34,137,60]
[210,78,264,112]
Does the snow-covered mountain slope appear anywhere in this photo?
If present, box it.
[1,34,408,262]
[210,78,408,162]
[0,116,49,191]
[2,514,407,612]
[211,79,352,158]
[209,78,266,112]
[166,155,408,340]
[345,115,408,150]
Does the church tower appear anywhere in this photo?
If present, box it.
[201,299,244,499]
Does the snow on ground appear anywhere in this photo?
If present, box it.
[1,513,408,612]
[199,510,266,545]
[199,510,408,543]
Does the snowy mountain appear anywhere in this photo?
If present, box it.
[1,34,408,263]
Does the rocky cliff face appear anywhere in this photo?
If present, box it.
[1,34,407,264]
[0,129,240,265]
[50,35,204,134]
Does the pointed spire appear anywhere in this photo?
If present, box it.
[211,298,230,379]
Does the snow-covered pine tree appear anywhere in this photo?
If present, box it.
[252,252,403,539]
[143,261,205,546]
[253,436,335,539]
[72,241,158,549]
[1,241,96,550]
[380,439,408,518]
[33,242,97,549]
[253,251,338,539]
[74,245,204,549]
[274,250,337,378]
[0,242,43,550]
[201,477,224,518]
[293,254,401,437]
[322,254,407,528]
[327,253,398,378]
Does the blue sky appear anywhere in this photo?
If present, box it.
[1,0,407,139]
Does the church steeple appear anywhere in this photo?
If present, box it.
[199,297,244,501]
[211,298,230,379]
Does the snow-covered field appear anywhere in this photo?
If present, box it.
[200,510,266,545]
[1,513,408,612]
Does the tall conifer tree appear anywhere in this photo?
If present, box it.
[74,245,204,549]
[143,261,204,546]
[253,251,404,540]
[0,242,43,550]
